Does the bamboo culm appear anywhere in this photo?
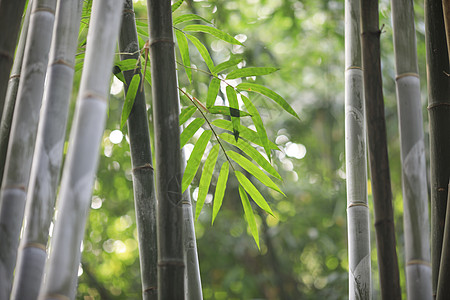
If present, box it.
[38,0,124,298]
[0,0,57,298]
[118,1,158,299]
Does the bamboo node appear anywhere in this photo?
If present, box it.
[395,72,419,81]
[437,187,447,192]
[143,286,157,293]
[2,185,27,192]
[133,163,154,171]
[22,242,47,252]
[82,90,108,103]
[427,102,450,110]
[149,38,175,47]
[406,259,431,267]
[123,9,135,15]
[347,202,369,209]
[51,59,74,69]
[33,7,56,15]
[9,74,20,80]
[345,66,362,71]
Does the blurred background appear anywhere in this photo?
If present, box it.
[74,0,429,298]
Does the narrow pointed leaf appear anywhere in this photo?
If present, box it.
[114,58,139,72]
[237,82,299,119]
[180,118,205,148]
[212,161,229,224]
[219,133,281,180]
[121,74,140,128]
[175,30,192,82]
[226,67,278,79]
[195,144,220,220]
[173,14,212,25]
[242,95,271,160]
[206,77,220,108]
[208,106,251,117]
[226,86,240,141]
[236,171,274,217]
[239,184,260,249]
[179,106,197,125]
[228,151,284,196]
[213,58,243,74]
[186,34,215,73]
[171,0,184,12]
[183,24,243,45]
[182,130,212,192]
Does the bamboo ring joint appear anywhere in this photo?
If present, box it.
[406,259,431,267]
[23,242,47,252]
[395,72,419,81]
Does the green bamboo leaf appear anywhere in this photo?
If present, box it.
[179,106,197,125]
[226,67,278,80]
[114,59,139,72]
[135,20,147,27]
[180,118,205,148]
[186,34,215,73]
[175,30,192,82]
[182,130,212,192]
[219,133,281,180]
[171,0,184,12]
[208,106,251,117]
[237,82,299,119]
[121,74,140,129]
[241,95,271,160]
[228,151,284,196]
[196,144,220,220]
[226,86,240,141]
[238,184,260,249]
[211,119,278,150]
[212,161,229,225]
[136,26,148,38]
[183,24,243,45]
[173,14,212,25]
[235,171,274,216]
[213,58,243,74]
[206,77,220,108]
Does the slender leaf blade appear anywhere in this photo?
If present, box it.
[182,130,212,192]
[236,171,274,216]
[186,34,215,73]
[121,74,140,129]
[195,144,220,220]
[212,161,229,224]
[172,0,184,12]
[173,14,212,25]
[208,106,251,117]
[238,184,260,249]
[226,86,240,141]
[213,58,243,74]
[226,67,278,79]
[206,77,220,108]
[179,106,197,125]
[114,59,139,72]
[180,118,205,148]
[184,24,243,45]
[175,30,192,82]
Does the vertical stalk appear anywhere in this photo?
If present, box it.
[344,0,371,298]
[9,0,83,299]
[0,0,57,298]
[437,181,450,299]
[391,0,432,299]
[118,1,158,299]
[359,0,401,298]
[424,0,450,297]
[443,0,450,60]
[38,0,123,298]
[147,0,185,298]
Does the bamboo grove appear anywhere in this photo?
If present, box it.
[0,0,449,299]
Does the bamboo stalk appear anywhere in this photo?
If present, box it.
[9,0,83,299]
[146,0,185,298]
[0,0,27,118]
[424,0,450,297]
[344,0,371,298]
[437,181,450,299]
[38,0,124,298]
[391,0,432,298]
[359,0,401,298]
[0,0,57,298]
[443,0,450,61]
[118,1,158,299]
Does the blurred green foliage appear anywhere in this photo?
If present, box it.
[75,0,429,299]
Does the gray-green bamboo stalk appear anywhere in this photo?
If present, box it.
[0,0,27,118]
[10,0,83,299]
[344,0,371,298]
[424,0,450,297]
[359,0,401,298]
[118,1,157,299]
[391,0,432,299]
[0,0,57,298]
[147,0,185,298]
[37,0,124,298]
[0,1,32,188]
[437,181,450,299]
[443,0,450,60]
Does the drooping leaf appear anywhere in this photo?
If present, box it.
[206,77,220,108]
[228,151,284,196]
[212,161,229,225]
[179,106,197,125]
[211,119,278,150]
[241,95,271,160]
[237,82,299,119]
[226,67,278,79]
[120,74,140,129]
[226,86,240,141]
[186,34,215,73]
[213,58,243,74]
[114,59,139,72]
[173,14,212,25]
[238,184,259,249]
[175,30,192,82]
[219,133,281,180]
[182,130,212,192]
[235,171,274,216]
[180,118,205,148]
[171,0,184,12]
[183,24,243,45]
[196,144,220,220]
[208,106,251,117]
